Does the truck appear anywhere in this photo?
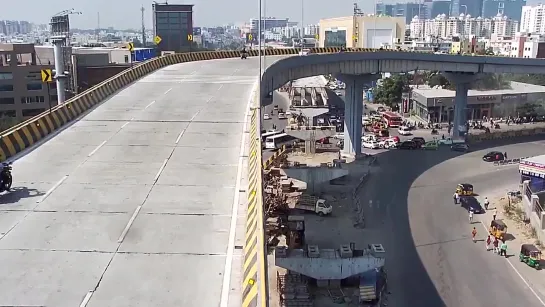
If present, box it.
[359,267,387,305]
[290,194,332,216]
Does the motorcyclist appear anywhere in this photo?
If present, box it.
[241,47,248,59]
[483,197,489,210]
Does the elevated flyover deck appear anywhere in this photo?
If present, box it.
[0,57,261,307]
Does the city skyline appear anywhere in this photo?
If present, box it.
[2,0,544,30]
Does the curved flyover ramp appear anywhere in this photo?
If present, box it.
[0,57,261,307]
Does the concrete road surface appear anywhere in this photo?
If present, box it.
[359,136,545,306]
[0,56,280,307]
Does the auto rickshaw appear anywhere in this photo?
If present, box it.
[519,244,541,269]
[455,183,474,196]
[489,219,507,241]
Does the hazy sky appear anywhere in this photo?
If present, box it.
[1,0,542,29]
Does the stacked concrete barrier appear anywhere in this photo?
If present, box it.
[262,145,287,170]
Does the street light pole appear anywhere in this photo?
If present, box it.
[301,0,304,51]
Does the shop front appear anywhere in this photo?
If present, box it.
[520,156,545,193]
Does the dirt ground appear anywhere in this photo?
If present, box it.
[268,152,383,307]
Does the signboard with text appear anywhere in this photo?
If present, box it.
[193,27,202,36]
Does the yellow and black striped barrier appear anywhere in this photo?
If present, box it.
[262,145,287,170]
[243,107,266,307]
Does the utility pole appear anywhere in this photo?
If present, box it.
[96,12,100,42]
[141,6,146,46]
[50,9,81,105]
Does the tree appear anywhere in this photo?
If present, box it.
[372,74,410,109]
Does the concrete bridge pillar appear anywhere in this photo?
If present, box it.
[337,74,380,158]
[444,72,481,139]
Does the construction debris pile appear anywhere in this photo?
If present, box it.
[277,271,312,307]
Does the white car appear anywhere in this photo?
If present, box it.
[278,112,287,119]
[362,134,378,142]
[379,139,398,149]
[398,126,412,136]
[363,140,380,149]
[263,114,271,120]
[333,133,344,139]
[299,48,310,56]
[285,110,291,116]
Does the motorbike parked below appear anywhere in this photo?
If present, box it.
[0,162,12,192]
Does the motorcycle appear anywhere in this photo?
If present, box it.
[0,162,12,192]
[431,128,438,135]
[241,52,248,59]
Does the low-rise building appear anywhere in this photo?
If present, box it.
[0,43,57,122]
[319,15,405,49]
[410,82,545,123]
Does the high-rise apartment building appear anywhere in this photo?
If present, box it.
[375,2,427,25]
[152,3,194,53]
[249,18,291,31]
[521,5,545,34]
[482,0,526,22]
[410,14,518,39]
[431,0,452,18]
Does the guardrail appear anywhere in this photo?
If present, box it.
[262,145,287,170]
[493,157,528,166]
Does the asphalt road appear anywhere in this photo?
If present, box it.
[0,56,282,307]
[262,91,291,160]
[359,135,545,306]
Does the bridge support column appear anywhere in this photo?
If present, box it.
[444,72,481,139]
[337,74,380,158]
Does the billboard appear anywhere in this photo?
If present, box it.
[193,27,202,35]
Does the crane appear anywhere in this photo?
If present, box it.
[52,8,82,17]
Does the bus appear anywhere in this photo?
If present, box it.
[261,130,282,143]
[382,111,403,128]
[265,133,296,149]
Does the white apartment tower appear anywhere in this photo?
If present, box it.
[520,5,545,34]
[410,14,518,39]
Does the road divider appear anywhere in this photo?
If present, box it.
[493,157,529,166]
[468,127,545,143]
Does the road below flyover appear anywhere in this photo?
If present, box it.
[0,56,277,307]
[359,136,545,307]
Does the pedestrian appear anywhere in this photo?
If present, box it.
[453,192,459,204]
[469,210,474,223]
[504,152,508,159]
[486,235,491,250]
[500,241,508,257]
[492,208,497,221]
[483,197,489,210]
[472,227,477,242]
[493,237,499,253]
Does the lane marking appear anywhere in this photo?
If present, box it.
[164,88,172,95]
[120,121,131,129]
[218,84,224,91]
[144,100,155,110]
[88,140,107,157]
[36,175,68,203]
[175,130,185,144]
[118,205,143,243]
[219,77,255,307]
[154,159,169,182]
[479,221,545,306]
[79,290,94,307]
